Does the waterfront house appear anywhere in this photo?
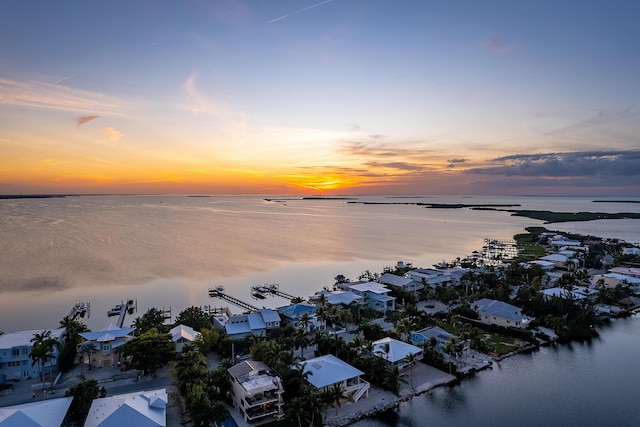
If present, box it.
[378,273,422,295]
[311,290,364,307]
[228,360,284,423]
[411,326,457,353]
[472,298,530,329]
[0,396,72,427]
[0,328,65,383]
[298,354,369,402]
[592,273,640,293]
[335,281,396,314]
[406,269,453,288]
[219,309,282,340]
[609,266,640,279]
[84,388,167,427]
[78,324,135,369]
[539,254,576,270]
[371,337,423,370]
[277,302,318,331]
[529,260,555,272]
[548,235,582,251]
[169,324,200,352]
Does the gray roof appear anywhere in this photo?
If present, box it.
[473,298,523,321]
[79,324,135,342]
[378,273,414,288]
[258,309,281,323]
[372,337,423,363]
[84,389,167,427]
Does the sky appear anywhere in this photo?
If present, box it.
[1,0,639,196]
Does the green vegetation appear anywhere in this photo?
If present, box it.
[174,306,212,331]
[509,209,640,223]
[64,379,106,426]
[122,329,175,374]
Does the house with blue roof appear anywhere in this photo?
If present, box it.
[78,324,135,369]
[298,354,369,402]
[411,326,457,352]
[277,302,318,331]
[472,298,530,329]
[223,309,281,340]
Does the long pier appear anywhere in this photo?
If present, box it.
[107,299,136,328]
[251,284,299,301]
[209,287,259,312]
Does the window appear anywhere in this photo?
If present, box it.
[11,349,19,357]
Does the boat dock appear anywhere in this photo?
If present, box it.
[209,287,259,312]
[68,301,90,320]
[251,284,299,301]
[107,299,136,328]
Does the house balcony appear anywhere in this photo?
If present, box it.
[244,391,282,408]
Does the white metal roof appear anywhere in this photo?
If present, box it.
[84,388,167,427]
[347,281,391,294]
[170,324,200,343]
[372,337,423,363]
[0,396,72,427]
[0,328,65,349]
[299,354,364,389]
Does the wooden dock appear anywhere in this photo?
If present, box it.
[209,287,259,312]
[250,284,299,301]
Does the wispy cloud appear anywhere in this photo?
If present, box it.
[267,0,333,24]
[0,77,128,114]
[102,127,123,142]
[467,150,640,177]
[181,74,231,116]
[76,115,99,127]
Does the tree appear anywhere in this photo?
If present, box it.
[405,352,418,390]
[395,317,416,342]
[175,306,212,331]
[122,329,176,375]
[29,330,61,385]
[133,308,167,335]
[383,366,405,395]
[328,382,346,415]
[285,396,306,427]
[79,342,97,375]
[65,379,106,425]
[57,317,89,373]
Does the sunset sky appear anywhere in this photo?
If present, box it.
[1,0,639,195]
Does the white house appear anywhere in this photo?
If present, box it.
[378,273,422,295]
[0,396,72,426]
[539,254,576,270]
[472,298,530,329]
[228,360,284,423]
[406,269,452,287]
[371,337,423,370]
[0,328,66,383]
[169,324,200,352]
[335,281,396,314]
[313,290,364,307]
[299,354,369,402]
[84,388,167,427]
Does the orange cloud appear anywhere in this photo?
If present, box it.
[101,127,123,142]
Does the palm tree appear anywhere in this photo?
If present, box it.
[328,382,346,415]
[443,339,455,374]
[285,396,306,427]
[405,352,418,390]
[78,343,97,376]
[383,366,405,395]
[30,330,61,385]
[395,317,415,342]
[302,387,324,426]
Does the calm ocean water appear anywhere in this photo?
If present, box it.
[1,195,639,332]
